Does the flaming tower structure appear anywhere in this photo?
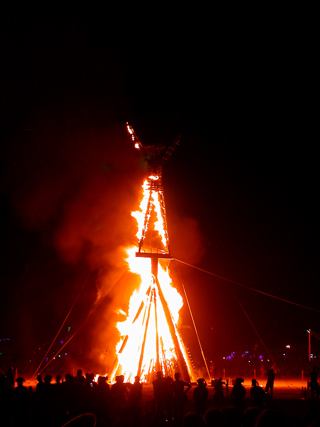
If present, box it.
[110,124,195,383]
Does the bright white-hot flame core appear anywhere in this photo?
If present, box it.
[114,247,184,382]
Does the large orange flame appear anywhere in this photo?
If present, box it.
[111,179,195,383]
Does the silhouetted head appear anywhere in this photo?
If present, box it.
[183,412,206,427]
[252,379,258,386]
[197,378,204,385]
[255,409,286,426]
[134,375,140,382]
[98,376,107,384]
[156,371,163,379]
[174,372,180,380]
[16,377,25,386]
[243,407,261,427]
[235,377,244,385]
[44,374,52,384]
[36,374,43,383]
[204,408,224,427]
[116,375,124,383]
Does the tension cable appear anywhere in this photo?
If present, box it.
[173,258,320,313]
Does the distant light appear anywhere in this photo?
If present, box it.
[60,341,64,344]
[286,345,291,348]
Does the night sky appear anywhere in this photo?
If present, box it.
[1,14,319,374]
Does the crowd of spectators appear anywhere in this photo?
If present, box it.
[1,365,320,426]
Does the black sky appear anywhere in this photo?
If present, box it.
[0,14,319,372]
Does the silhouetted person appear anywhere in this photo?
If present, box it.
[93,375,111,426]
[310,366,319,399]
[128,375,142,407]
[111,375,129,424]
[35,374,44,395]
[75,368,85,386]
[255,408,287,427]
[265,368,275,398]
[204,408,224,427]
[193,378,208,416]
[243,407,261,427]
[250,379,265,408]
[0,373,13,425]
[128,375,143,425]
[13,377,31,426]
[212,378,225,407]
[182,412,206,427]
[40,374,56,426]
[153,371,172,425]
[230,377,246,409]
[171,372,191,423]
[52,374,66,426]
[83,372,96,413]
